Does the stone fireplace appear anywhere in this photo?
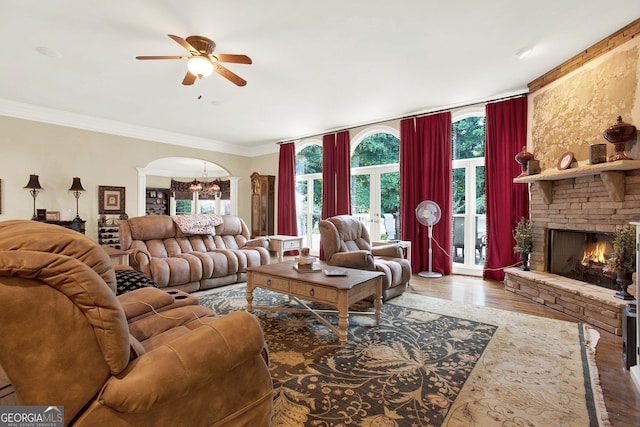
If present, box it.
[504,161,640,335]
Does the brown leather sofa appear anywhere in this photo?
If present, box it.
[319,215,411,301]
[119,215,271,293]
[0,220,273,426]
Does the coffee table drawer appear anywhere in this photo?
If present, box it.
[291,281,337,303]
[253,274,290,293]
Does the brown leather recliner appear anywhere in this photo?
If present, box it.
[0,220,273,426]
[319,215,411,301]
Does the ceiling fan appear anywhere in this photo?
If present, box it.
[136,34,252,87]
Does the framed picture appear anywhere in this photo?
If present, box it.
[99,185,126,214]
[46,211,60,221]
[557,151,575,170]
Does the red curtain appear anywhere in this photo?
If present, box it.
[277,142,298,243]
[321,133,336,220]
[400,118,419,269]
[320,131,351,258]
[417,113,453,276]
[321,131,351,218]
[335,131,352,215]
[484,96,529,281]
[400,113,452,275]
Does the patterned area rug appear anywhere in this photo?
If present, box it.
[195,284,610,427]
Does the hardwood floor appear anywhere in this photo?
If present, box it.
[407,274,640,427]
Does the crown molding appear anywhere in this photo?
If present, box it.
[0,98,278,157]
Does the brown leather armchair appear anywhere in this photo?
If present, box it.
[319,215,411,301]
[0,220,273,426]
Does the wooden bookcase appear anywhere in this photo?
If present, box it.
[146,188,170,215]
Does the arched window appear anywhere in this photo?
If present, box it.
[350,127,400,241]
[451,109,486,275]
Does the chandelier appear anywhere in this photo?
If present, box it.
[188,179,203,192]
[189,162,221,198]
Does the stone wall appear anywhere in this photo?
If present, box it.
[528,169,640,272]
[506,21,640,336]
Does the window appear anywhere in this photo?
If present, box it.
[350,130,400,241]
[452,113,486,275]
[295,128,400,255]
[295,143,323,255]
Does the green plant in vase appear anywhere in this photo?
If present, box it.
[606,224,636,300]
[513,217,533,271]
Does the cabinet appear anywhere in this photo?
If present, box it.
[44,219,86,234]
[250,172,275,237]
[146,188,170,215]
[98,223,120,249]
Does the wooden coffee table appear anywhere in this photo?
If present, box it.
[246,261,383,346]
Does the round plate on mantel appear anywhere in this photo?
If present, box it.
[557,151,575,170]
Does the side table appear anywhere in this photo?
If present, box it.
[268,235,304,262]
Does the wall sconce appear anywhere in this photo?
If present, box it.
[24,174,43,220]
[68,177,85,220]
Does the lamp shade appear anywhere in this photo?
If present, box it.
[189,180,203,192]
[69,177,85,192]
[187,57,214,78]
[24,174,42,190]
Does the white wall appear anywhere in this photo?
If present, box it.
[0,116,278,239]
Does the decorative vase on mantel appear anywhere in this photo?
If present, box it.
[614,270,635,300]
[514,146,534,176]
[603,116,637,162]
[520,252,530,271]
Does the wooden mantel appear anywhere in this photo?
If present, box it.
[513,159,640,203]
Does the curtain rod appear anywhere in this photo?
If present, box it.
[276,90,528,145]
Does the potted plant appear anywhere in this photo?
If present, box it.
[513,217,533,270]
[606,224,636,300]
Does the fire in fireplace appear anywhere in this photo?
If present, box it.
[548,229,617,289]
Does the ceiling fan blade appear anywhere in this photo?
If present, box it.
[214,54,252,64]
[182,71,197,86]
[136,55,188,60]
[168,34,199,55]
[214,64,247,87]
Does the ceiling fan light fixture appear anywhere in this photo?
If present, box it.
[187,56,214,78]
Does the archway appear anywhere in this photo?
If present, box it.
[136,157,239,216]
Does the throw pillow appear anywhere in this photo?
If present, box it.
[115,269,158,295]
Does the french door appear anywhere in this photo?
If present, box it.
[452,157,486,275]
[296,175,322,255]
[351,164,399,241]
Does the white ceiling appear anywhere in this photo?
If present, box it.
[1,1,638,157]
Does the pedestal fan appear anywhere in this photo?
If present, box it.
[415,200,442,278]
